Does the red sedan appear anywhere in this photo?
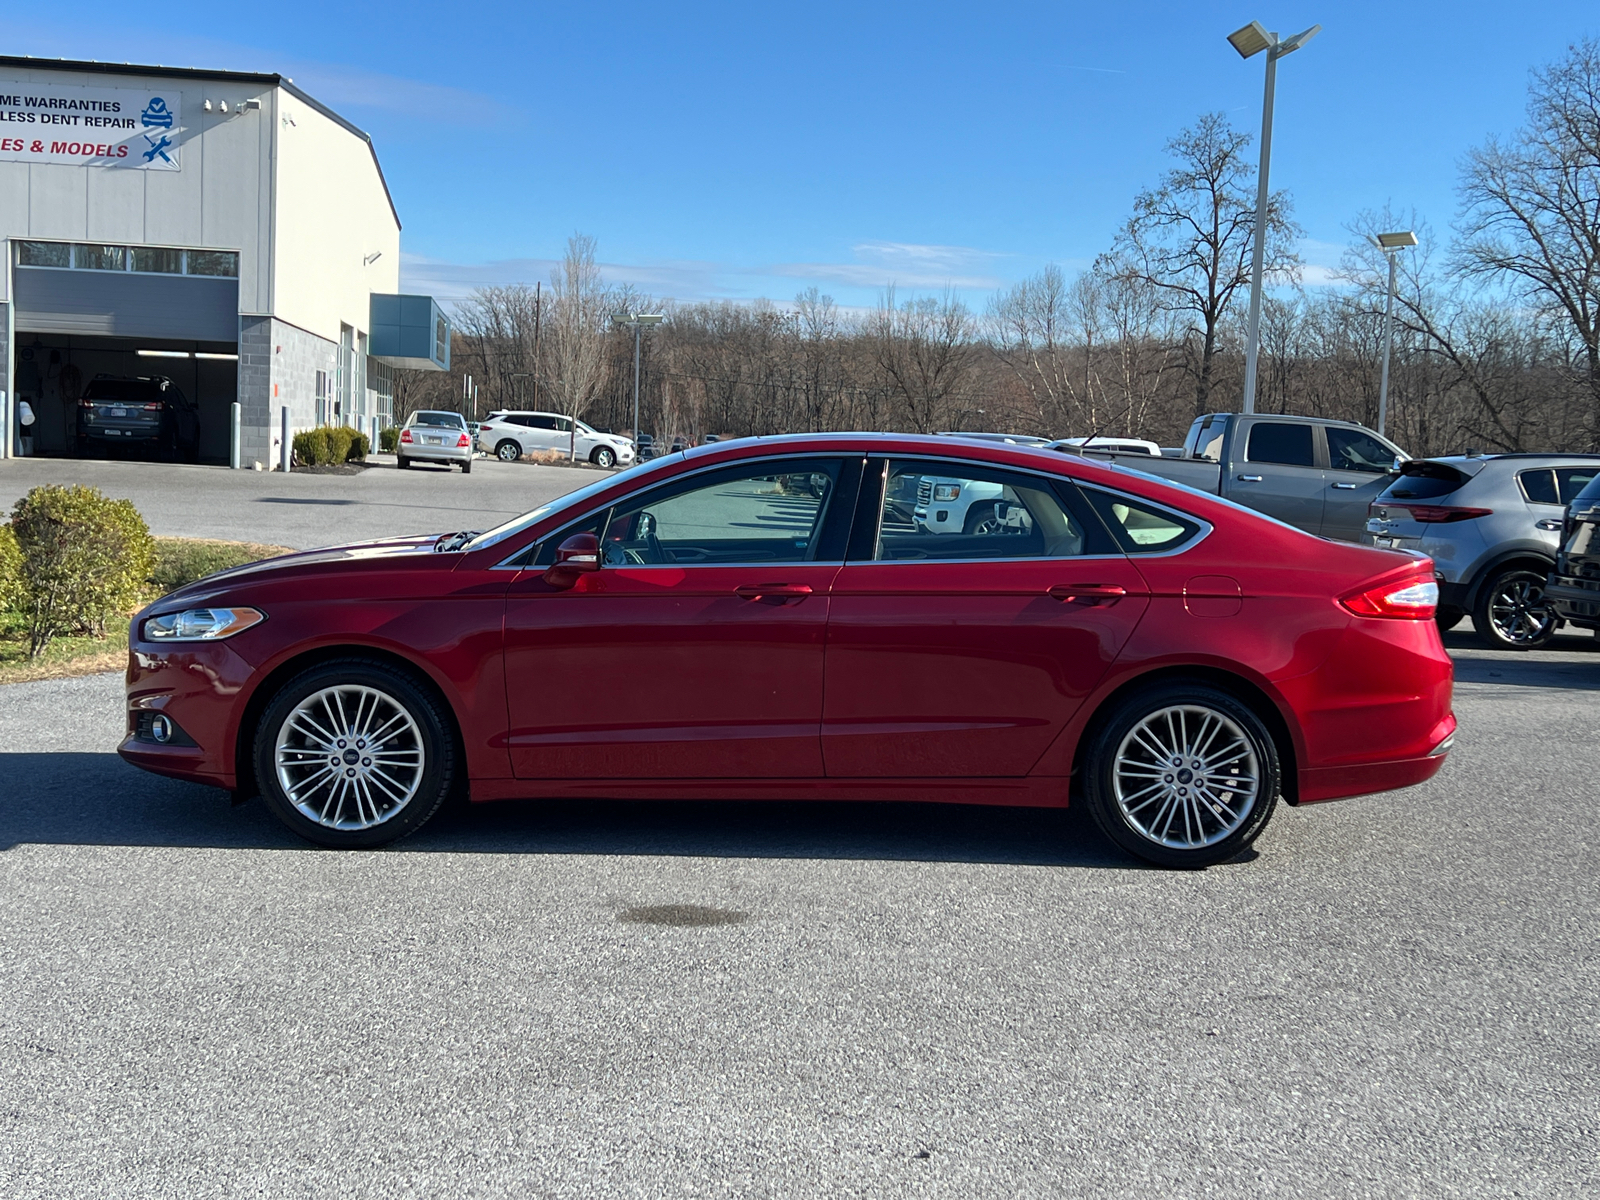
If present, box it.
[120,435,1455,868]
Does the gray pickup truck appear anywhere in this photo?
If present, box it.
[1070,413,1406,542]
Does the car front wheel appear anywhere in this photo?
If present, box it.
[255,659,457,848]
[1081,684,1279,869]
[1472,566,1556,650]
[591,446,617,469]
[495,440,522,462]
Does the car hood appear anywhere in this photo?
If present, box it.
[157,532,453,604]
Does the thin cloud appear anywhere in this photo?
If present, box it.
[1297,238,1346,289]
[402,253,731,304]
[766,241,1009,290]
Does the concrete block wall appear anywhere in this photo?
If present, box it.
[269,317,337,451]
[237,315,273,467]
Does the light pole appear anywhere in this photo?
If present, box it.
[1229,18,1321,415]
[614,312,664,451]
[1374,230,1418,439]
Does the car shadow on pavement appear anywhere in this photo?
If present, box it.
[1450,653,1600,690]
[0,752,1155,869]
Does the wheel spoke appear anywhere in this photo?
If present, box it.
[1112,704,1262,850]
[276,683,426,832]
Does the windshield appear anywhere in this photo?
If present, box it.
[412,411,467,429]
[466,454,684,551]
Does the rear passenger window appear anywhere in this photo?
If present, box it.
[1557,468,1599,504]
[1246,423,1315,467]
[1519,469,1559,505]
[1327,427,1395,472]
[874,460,1097,561]
[1082,489,1203,554]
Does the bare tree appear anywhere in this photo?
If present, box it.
[542,234,612,458]
[1457,38,1600,448]
[872,287,979,432]
[1112,113,1300,417]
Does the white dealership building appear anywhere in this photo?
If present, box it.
[0,55,448,465]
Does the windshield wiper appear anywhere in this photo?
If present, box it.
[434,530,482,553]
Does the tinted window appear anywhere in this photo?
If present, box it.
[1519,469,1559,505]
[16,241,71,267]
[602,460,842,565]
[187,250,239,277]
[83,379,161,403]
[412,411,467,429]
[75,244,126,271]
[1192,416,1226,462]
[1246,422,1315,467]
[528,415,558,430]
[1327,427,1395,472]
[1557,467,1599,505]
[131,247,183,274]
[1083,488,1202,554]
[874,460,1094,561]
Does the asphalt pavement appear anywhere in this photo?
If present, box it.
[0,630,1595,1197]
[0,455,598,548]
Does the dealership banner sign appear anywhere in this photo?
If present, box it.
[0,83,183,170]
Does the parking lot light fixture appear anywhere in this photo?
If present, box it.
[1231,19,1322,416]
[1374,230,1418,438]
[614,313,665,447]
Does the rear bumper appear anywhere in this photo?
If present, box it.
[400,444,472,463]
[1547,576,1600,623]
[1297,712,1456,803]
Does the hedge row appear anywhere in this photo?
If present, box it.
[292,425,371,467]
[378,426,400,453]
[3,485,154,658]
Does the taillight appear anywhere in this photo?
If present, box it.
[456,433,470,447]
[143,402,163,411]
[399,429,413,443]
[1340,574,1439,619]
[1386,504,1492,524]
[79,398,94,408]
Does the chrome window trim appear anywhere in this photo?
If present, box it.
[1076,485,1214,557]
[492,450,856,570]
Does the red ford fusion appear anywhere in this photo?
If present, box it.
[120,434,1455,868]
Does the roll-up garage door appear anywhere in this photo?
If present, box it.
[13,269,239,342]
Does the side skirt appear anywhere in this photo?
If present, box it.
[468,775,1069,807]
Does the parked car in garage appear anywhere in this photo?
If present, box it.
[477,411,635,468]
[1366,453,1600,648]
[1544,471,1600,635]
[120,434,1454,869]
[398,410,473,472]
[75,374,199,461]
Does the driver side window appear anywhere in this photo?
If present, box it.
[602,460,843,566]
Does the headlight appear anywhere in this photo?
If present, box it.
[143,607,265,641]
[933,484,961,502]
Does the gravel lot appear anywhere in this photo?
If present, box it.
[0,630,1595,1198]
[0,455,600,549]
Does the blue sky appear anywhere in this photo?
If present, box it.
[12,2,1599,309]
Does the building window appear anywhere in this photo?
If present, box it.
[315,370,329,427]
[131,247,184,274]
[435,316,448,365]
[74,244,127,271]
[16,241,71,267]
[186,250,239,278]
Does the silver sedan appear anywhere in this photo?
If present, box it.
[398,410,475,473]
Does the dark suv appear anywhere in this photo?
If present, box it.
[77,375,199,461]
[1546,473,1600,635]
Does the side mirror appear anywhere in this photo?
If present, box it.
[543,532,601,589]
[1390,455,1408,475]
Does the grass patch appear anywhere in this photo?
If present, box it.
[0,537,293,685]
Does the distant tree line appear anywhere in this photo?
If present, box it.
[397,39,1600,457]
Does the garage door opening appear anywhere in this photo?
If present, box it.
[13,335,238,464]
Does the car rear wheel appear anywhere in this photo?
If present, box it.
[1472,566,1556,650]
[1081,684,1279,869]
[460,458,472,474]
[255,660,457,848]
[591,446,617,469]
[495,440,522,462]
[397,455,410,469]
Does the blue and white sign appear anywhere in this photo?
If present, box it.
[0,83,184,170]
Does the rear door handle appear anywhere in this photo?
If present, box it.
[735,583,814,603]
[1050,584,1128,604]
[1237,474,1263,483]
[1332,482,1359,490]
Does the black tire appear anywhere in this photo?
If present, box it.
[962,501,999,535]
[254,659,458,848]
[1081,683,1280,869]
[495,440,522,462]
[460,458,472,474]
[1471,566,1557,650]
[397,455,410,469]
[591,446,617,469]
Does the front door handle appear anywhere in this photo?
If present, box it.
[1332,482,1359,490]
[735,583,814,603]
[1049,583,1127,604]
[1237,474,1263,483]
[1536,519,1564,531]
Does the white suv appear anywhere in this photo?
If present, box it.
[477,411,635,468]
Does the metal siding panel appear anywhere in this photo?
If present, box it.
[13,269,238,340]
[201,104,261,297]
[86,167,146,243]
[26,165,88,240]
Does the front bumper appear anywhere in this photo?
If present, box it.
[117,639,258,790]
[1547,574,1600,624]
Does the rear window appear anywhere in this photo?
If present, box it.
[83,379,162,402]
[412,411,466,428]
[1571,474,1600,513]
[1246,422,1314,467]
[1082,488,1203,554]
[1382,461,1468,502]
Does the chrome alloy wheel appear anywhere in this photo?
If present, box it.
[1112,704,1260,849]
[273,684,425,830]
[1488,576,1554,645]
